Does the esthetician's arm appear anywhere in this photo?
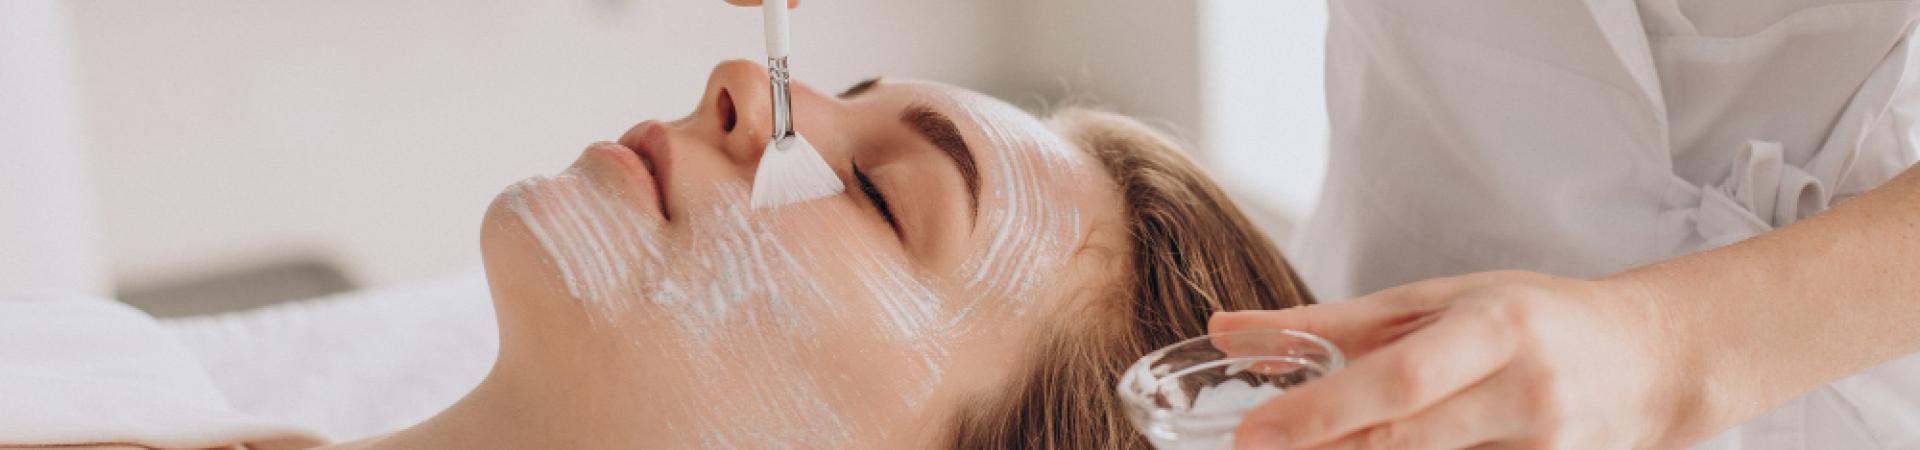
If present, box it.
[1213,164,1920,450]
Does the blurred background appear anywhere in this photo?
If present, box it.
[1,0,1328,315]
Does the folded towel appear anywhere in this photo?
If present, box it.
[160,272,497,441]
[0,292,324,449]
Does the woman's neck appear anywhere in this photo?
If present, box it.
[324,281,978,449]
[332,353,689,449]
[319,283,701,449]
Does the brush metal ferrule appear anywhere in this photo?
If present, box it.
[768,56,794,142]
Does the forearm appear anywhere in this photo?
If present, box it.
[1609,164,1920,441]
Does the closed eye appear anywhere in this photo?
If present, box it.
[851,161,900,234]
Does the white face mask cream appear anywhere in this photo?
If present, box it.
[498,170,951,447]
[488,87,1095,447]
[941,88,1089,321]
[1119,330,1345,450]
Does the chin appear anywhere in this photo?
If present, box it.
[477,179,568,306]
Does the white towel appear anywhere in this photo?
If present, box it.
[160,272,496,441]
[0,292,324,449]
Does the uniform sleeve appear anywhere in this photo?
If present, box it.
[1823,353,1920,449]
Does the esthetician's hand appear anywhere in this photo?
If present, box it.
[1210,271,1697,450]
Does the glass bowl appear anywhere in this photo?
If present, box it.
[1118,329,1344,450]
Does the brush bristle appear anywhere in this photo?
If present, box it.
[750,134,845,209]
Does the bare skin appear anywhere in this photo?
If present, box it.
[1216,166,1920,449]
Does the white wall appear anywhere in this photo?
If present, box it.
[69,0,1018,289]
[1004,0,1329,228]
[1201,0,1330,220]
[1004,0,1203,144]
[62,0,1329,293]
[0,1,109,296]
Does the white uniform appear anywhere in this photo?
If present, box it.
[1293,0,1920,448]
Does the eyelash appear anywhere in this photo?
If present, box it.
[851,162,900,232]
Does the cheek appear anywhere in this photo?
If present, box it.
[721,192,947,340]
[634,186,965,437]
[621,182,956,357]
[492,174,993,444]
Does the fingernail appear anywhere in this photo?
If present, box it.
[1239,428,1287,450]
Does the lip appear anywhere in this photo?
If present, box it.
[593,122,672,220]
[628,122,673,219]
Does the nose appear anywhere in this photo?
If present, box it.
[682,60,850,187]
[691,59,781,167]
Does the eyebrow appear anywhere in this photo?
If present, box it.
[903,104,980,220]
[838,77,882,99]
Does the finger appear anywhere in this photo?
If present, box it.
[1301,373,1522,450]
[1211,299,1421,356]
[1211,275,1489,349]
[1232,302,1522,450]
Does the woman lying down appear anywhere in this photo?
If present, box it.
[0,61,1312,449]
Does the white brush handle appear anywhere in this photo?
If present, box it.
[762,0,790,59]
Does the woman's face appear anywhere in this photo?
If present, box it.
[477,60,1126,447]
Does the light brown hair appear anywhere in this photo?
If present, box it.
[947,108,1316,448]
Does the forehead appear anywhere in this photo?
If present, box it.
[860,81,1088,189]
[866,81,1111,311]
